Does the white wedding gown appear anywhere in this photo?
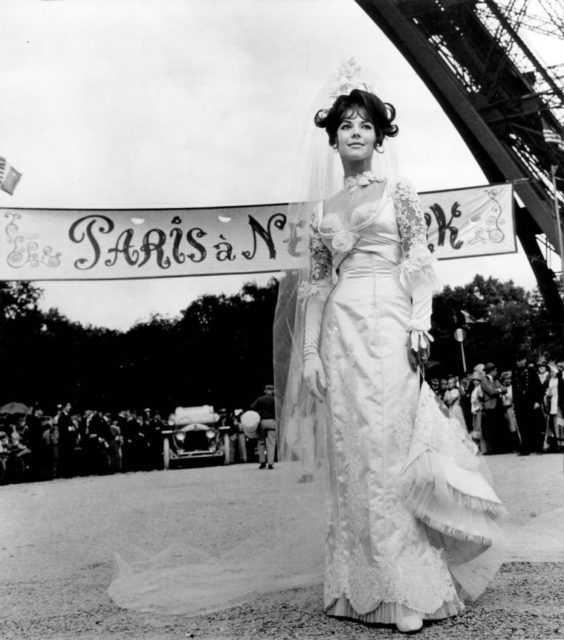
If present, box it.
[107,176,505,622]
[304,176,505,623]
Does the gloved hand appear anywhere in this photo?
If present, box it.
[302,290,328,401]
[407,329,433,371]
[303,352,327,401]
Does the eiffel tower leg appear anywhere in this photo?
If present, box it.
[516,207,564,325]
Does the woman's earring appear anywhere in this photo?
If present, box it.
[333,145,339,152]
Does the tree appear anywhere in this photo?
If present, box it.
[431,274,555,374]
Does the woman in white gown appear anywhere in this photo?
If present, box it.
[107,68,505,634]
[298,87,505,633]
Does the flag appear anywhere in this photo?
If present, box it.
[0,156,22,195]
[542,120,564,153]
[460,309,476,324]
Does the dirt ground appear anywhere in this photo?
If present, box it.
[1,453,563,640]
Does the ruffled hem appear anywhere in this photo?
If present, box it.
[402,452,506,520]
[397,381,506,599]
[326,594,465,624]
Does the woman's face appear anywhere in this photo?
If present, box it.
[336,109,376,163]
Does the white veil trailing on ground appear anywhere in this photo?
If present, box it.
[109,58,505,617]
[109,58,400,616]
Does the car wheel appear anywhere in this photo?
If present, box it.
[163,437,171,470]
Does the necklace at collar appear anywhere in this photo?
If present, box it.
[343,170,382,193]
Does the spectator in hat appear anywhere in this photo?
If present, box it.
[250,384,276,469]
[109,418,124,473]
[26,405,48,480]
[544,364,560,452]
[57,402,78,477]
[470,373,485,451]
[513,354,545,454]
[499,370,520,452]
[480,363,506,454]
[443,376,465,424]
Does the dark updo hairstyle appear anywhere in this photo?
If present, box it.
[314,89,398,148]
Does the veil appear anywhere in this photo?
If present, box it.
[106,59,386,615]
[108,59,505,618]
[108,59,402,616]
[274,58,400,472]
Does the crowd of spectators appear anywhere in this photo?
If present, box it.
[0,403,258,484]
[429,354,564,455]
[0,404,166,482]
[2,353,563,484]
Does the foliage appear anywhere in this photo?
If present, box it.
[0,273,560,410]
[430,274,562,376]
[0,278,279,413]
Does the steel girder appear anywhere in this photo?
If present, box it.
[355,0,564,320]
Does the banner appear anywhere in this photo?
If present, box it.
[424,182,515,259]
[0,183,514,281]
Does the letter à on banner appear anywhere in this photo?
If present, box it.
[0,183,515,281]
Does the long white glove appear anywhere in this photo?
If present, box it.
[302,295,327,401]
[407,267,434,367]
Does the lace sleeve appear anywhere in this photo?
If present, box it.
[392,179,441,294]
[298,211,333,301]
[392,179,427,255]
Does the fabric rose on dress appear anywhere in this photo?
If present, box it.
[350,202,378,228]
[320,213,343,234]
[332,229,358,253]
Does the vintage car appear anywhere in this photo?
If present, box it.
[161,405,229,469]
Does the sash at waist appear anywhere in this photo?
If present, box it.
[336,243,402,276]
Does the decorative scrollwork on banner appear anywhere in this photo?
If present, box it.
[467,188,505,245]
[4,211,62,269]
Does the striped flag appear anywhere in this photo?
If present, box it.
[542,120,564,153]
[460,309,476,324]
[0,156,22,195]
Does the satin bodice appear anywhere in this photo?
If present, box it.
[318,184,403,271]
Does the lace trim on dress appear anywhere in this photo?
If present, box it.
[391,179,427,253]
[323,333,459,616]
[297,282,333,302]
[343,170,382,193]
[304,211,333,297]
[391,179,442,294]
[399,382,506,598]
[325,536,458,615]
[327,594,465,623]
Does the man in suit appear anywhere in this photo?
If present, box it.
[514,356,547,454]
[480,363,506,454]
[57,402,78,477]
[250,384,276,470]
[26,405,47,480]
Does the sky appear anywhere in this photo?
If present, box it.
[0,0,561,330]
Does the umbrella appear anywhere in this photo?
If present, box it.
[0,401,31,415]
